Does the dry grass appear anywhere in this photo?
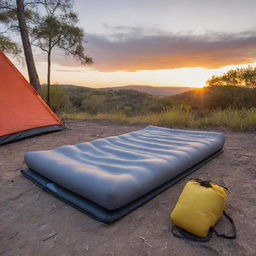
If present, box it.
[62,108,256,131]
[199,108,256,130]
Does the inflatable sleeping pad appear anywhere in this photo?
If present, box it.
[21,126,225,223]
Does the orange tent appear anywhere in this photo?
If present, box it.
[0,51,64,145]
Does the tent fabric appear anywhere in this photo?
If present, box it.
[22,126,225,222]
[0,124,63,145]
[0,51,63,145]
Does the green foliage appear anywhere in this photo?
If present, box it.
[31,0,92,103]
[0,8,16,23]
[62,85,156,115]
[0,35,20,54]
[207,66,256,87]
[0,3,20,54]
[81,95,107,114]
[32,11,92,64]
[199,108,256,131]
[179,103,191,112]
[41,84,72,112]
[45,84,256,131]
[63,108,256,131]
[0,1,40,54]
[49,83,256,114]
[123,106,132,117]
[170,86,256,110]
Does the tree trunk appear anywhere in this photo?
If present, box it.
[47,49,51,105]
[16,0,41,93]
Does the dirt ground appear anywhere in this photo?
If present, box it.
[0,120,255,256]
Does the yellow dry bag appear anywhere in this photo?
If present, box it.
[170,179,236,241]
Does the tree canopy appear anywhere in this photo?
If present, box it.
[0,2,20,54]
[31,0,92,104]
[207,66,256,88]
[32,12,92,64]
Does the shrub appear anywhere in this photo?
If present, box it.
[41,84,73,113]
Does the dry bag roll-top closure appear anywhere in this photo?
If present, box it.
[170,179,236,241]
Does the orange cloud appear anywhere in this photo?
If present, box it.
[50,29,256,72]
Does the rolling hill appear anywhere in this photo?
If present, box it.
[104,85,194,96]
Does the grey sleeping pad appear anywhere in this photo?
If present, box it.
[24,126,225,210]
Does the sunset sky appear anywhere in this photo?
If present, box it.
[15,0,256,88]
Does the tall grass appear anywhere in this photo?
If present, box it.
[62,108,256,131]
[199,108,256,130]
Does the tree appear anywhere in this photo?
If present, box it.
[0,0,41,92]
[0,34,20,53]
[16,0,40,92]
[32,0,92,105]
[0,6,20,54]
[207,66,256,88]
[41,84,72,112]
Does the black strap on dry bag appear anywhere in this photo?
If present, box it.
[212,211,237,239]
[171,225,213,242]
[171,210,237,242]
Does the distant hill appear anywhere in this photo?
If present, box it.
[42,84,256,115]
[43,84,157,114]
[105,85,195,97]
[41,84,199,114]
[48,84,195,97]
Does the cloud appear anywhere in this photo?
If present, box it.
[50,28,256,72]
